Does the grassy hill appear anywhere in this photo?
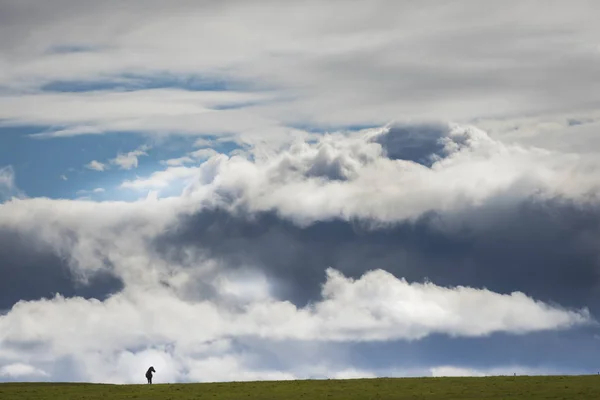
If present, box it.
[2,375,600,399]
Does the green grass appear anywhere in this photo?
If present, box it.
[2,375,600,399]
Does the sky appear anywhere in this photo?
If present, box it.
[2,0,600,384]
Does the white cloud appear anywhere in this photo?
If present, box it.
[120,165,201,190]
[87,120,600,227]
[162,156,194,166]
[0,267,589,383]
[84,145,150,176]
[110,144,150,170]
[86,160,106,171]
[0,89,274,125]
[164,123,600,225]
[0,166,15,196]
[76,187,105,196]
[194,138,214,148]
[3,1,600,384]
[0,363,48,378]
[429,365,564,377]
[190,148,219,160]
[241,268,590,341]
[161,147,220,167]
[183,355,297,384]
[0,1,599,143]
[3,122,597,282]
[0,89,285,143]
[0,195,181,284]
[1,118,598,382]
[430,366,487,377]
[0,185,591,341]
[0,166,24,202]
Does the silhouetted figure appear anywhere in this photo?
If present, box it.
[145,366,156,384]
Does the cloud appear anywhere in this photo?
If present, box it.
[428,365,558,377]
[0,1,599,142]
[0,167,15,198]
[0,89,285,143]
[110,144,150,170]
[372,122,471,167]
[161,147,220,167]
[2,121,600,383]
[150,123,598,227]
[0,166,24,202]
[162,156,194,167]
[194,138,214,148]
[84,145,150,175]
[85,160,106,171]
[0,268,588,383]
[429,366,487,377]
[3,0,600,384]
[190,148,220,160]
[0,224,124,311]
[143,123,600,314]
[75,188,105,196]
[155,202,600,314]
[0,363,48,378]
[120,165,201,190]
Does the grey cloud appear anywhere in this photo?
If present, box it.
[4,0,600,383]
[154,195,600,315]
[240,2,600,127]
[371,122,469,166]
[305,152,353,181]
[1,158,597,383]
[1,1,600,134]
[0,229,123,311]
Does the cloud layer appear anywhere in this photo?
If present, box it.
[2,120,600,382]
[0,267,588,383]
[2,0,600,384]
[2,1,600,143]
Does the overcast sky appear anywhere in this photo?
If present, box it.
[2,0,600,384]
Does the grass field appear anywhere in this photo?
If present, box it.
[2,375,600,400]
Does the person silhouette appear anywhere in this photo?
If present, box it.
[145,366,156,384]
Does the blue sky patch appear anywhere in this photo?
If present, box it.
[40,73,262,94]
[0,126,242,201]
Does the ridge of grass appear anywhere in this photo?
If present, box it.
[2,375,600,399]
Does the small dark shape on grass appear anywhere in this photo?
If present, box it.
[145,366,156,384]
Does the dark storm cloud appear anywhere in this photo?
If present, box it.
[0,229,123,311]
[372,122,467,166]
[154,196,600,314]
